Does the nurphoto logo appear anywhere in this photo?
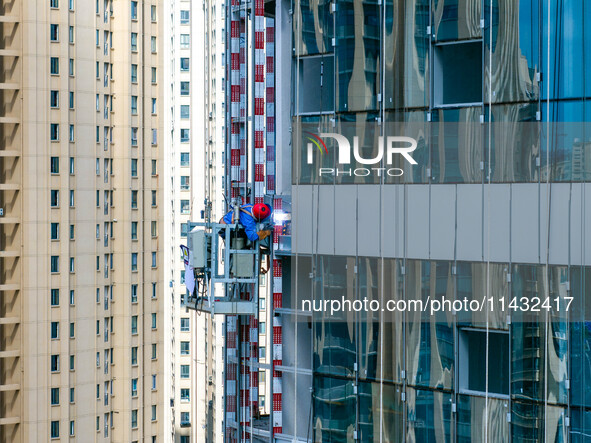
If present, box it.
[305,132,418,177]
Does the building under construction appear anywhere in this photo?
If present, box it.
[185,0,591,441]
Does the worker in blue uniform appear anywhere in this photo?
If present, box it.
[220,203,273,242]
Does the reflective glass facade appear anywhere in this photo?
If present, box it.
[288,0,591,441]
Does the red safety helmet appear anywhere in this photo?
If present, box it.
[252,203,272,221]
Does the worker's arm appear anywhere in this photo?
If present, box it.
[242,215,262,242]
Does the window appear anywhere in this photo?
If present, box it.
[151,374,156,390]
[69,58,74,76]
[131,347,138,365]
[51,322,59,339]
[69,225,74,240]
[180,412,190,427]
[180,388,190,402]
[69,125,74,142]
[131,222,138,240]
[131,127,138,146]
[150,5,156,21]
[131,252,138,271]
[152,283,157,298]
[50,24,59,41]
[180,105,190,119]
[131,410,138,429]
[151,252,157,268]
[50,123,59,141]
[151,36,157,53]
[180,223,188,238]
[130,1,137,19]
[180,200,190,214]
[180,128,190,143]
[259,395,266,408]
[50,57,59,74]
[131,190,138,209]
[50,90,59,108]
[69,190,74,207]
[131,378,138,397]
[151,221,157,238]
[69,421,74,437]
[180,341,190,355]
[131,64,137,83]
[69,157,74,174]
[151,190,157,207]
[50,354,60,372]
[434,42,483,107]
[151,313,157,329]
[131,315,138,334]
[131,96,138,114]
[51,421,59,439]
[151,98,157,114]
[51,190,59,207]
[131,159,138,177]
[458,329,509,396]
[180,152,190,166]
[180,10,190,24]
[151,128,158,145]
[50,156,59,174]
[50,0,58,7]
[180,176,190,190]
[259,370,266,383]
[51,289,59,306]
[69,322,74,338]
[180,34,190,49]
[259,346,266,359]
[51,256,59,273]
[259,322,266,334]
[69,91,74,109]
[180,81,190,95]
[180,365,190,379]
[69,0,73,10]
[151,160,157,176]
[69,26,74,43]
[151,405,157,421]
[151,344,157,359]
[131,33,138,51]
[180,318,190,332]
[69,257,74,272]
[180,57,190,71]
[131,284,138,303]
[69,388,75,403]
[69,290,74,305]
[260,297,266,310]
[151,67,157,83]
[69,355,74,370]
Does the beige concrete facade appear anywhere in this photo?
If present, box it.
[0,0,166,441]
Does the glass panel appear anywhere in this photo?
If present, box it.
[512,402,567,442]
[335,113,380,184]
[313,376,356,442]
[457,395,509,442]
[431,108,484,184]
[313,256,356,378]
[335,0,380,112]
[358,257,379,381]
[297,55,335,114]
[406,388,453,442]
[406,260,454,390]
[570,268,591,408]
[293,116,335,185]
[358,381,404,442]
[486,0,540,103]
[383,0,430,110]
[377,259,404,383]
[489,104,540,183]
[294,0,333,56]
[571,407,591,443]
[433,0,482,42]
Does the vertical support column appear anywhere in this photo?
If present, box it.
[230,2,241,198]
[272,197,283,436]
[266,21,275,194]
[253,0,266,204]
[226,315,238,441]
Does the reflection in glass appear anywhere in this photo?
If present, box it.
[313,376,356,441]
[358,257,379,381]
[433,0,481,41]
[406,388,452,442]
[359,382,404,442]
[335,0,380,112]
[457,395,509,442]
[294,0,333,56]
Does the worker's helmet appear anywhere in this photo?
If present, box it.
[252,203,272,221]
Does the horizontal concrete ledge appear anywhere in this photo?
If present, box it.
[0,317,19,325]
[0,16,20,23]
[0,384,20,391]
[0,83,19,90]
[0,218,20,224]
[0,284,19,291]
[0,184,20,191]
[0,50,19,57]
[0,350,19,358]
[0,117,19,124]
[0,251,19,258]
[0,417,20,426]
[0,151,20,157]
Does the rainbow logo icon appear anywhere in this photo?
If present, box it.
[304,131,328,155]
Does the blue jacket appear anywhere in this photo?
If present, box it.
[222,204,267,242]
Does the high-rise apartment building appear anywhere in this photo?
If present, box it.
[162,0,225,441]
[0,0,166,441]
